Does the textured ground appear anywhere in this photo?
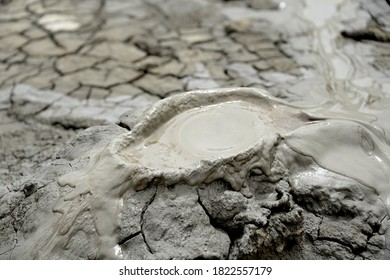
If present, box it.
[1,0,390,259]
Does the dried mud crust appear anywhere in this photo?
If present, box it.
[1,124,389,260]
[1,0,390,260]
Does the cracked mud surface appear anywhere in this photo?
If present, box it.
[1,0,390,259]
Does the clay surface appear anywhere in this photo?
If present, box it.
[1,0,390,260]
[6,87,388,260]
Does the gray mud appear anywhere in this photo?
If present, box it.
[1,0,390,259]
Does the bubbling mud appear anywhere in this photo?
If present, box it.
[30,87,390,259]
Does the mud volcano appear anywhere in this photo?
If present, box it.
[6,88,390,260]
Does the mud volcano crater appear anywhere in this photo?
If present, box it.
[122,88,304,170]
[5,88,390,260]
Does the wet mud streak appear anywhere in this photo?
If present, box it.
[32,145,132,259]
[284,120,390,212]
[300,0,385,119]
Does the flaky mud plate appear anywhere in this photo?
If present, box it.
[4,87,390,259]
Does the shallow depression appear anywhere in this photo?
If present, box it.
[123,101,280,168]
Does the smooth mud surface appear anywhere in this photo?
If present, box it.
[125,100,301,168]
